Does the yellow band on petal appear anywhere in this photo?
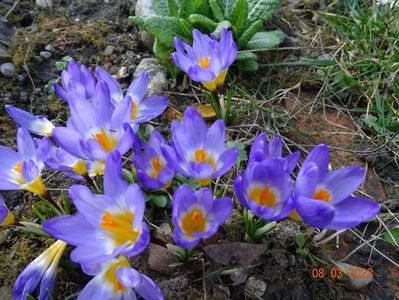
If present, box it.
[23,176,47,197]
[1,209,15,225]
[288,209,302,221]
[197,178,211,187]
[72,160,88,176]
[202,69,228,91]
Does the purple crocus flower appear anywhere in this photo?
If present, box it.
[77,255,164,300]
[43,151,150,268]
[0,194,15,225]
[292,144,380,229]
[171,28,237,91]
[172,184,232,249]
[52,81,134,165]
[53,60,96,102]
[133,131,175,189]
[5,105,55,137]
[96,69,168,124]
[234,159,293,221]
[0,128,50,197]
[12,239,67,300]
[162,107,238,186]
[45,146,90,181]
[249,134,300,173]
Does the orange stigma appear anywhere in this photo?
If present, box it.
[249,186,277,208]
[198,56,210,69]
[14,162,22,174]
[181,209,207,237]
[313,189,331,203]
[150,156,164,179]
[94,128,118,152]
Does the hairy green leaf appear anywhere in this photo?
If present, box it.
[384,228,399,245]
[168,0,179,16]
[179,0,210,18]
[188,14,218,32]
[153,0,172,16]
[237,19,262,48]
[246,30,285,50]
[236,51,257,61]
[224,0,237,18]
[213,20,232,37]
[248,0,281,23]
[129,16,185,46]
[209,0,225,21]
[153,38,173,61]
[230,0,248,36]
[236,56,259,71]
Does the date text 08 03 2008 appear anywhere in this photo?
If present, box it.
[310,267,374,280]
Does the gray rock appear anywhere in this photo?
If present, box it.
[153,222,173,243]
[229,267,248,286]
[0,17,16,43]
[244,276,267,299]
[135,0,156,49]
[39,51,52,60]
[213,285,230,300]
[118,66,129,79]
[148,243,179,274]
[0,45,10,63]
[135,0,156,17]
[103,45,115,56]
[0,63,15,78]
[134,58,167,95]
[36,0,53,8]
[33,56,44,64]
[44,44,56,52]
[20,92,29,103]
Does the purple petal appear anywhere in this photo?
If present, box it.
[294,195,335,228]
[135,96,169,123]
[126,72,149,102]
[17,128,36,160]
[0,146,20,169]
[103,150,127,198]
[295,162,319,198]
[325,196,380,230]
[96,66,122,103]
[301,144,330,181]
[52,127,86,159]
[213,147,238,178]
[204,120,225,157]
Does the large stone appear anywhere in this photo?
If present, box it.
[0,63,15,78]
[135,0,156,49]
[134,58,168,95]
[147,243,179,274]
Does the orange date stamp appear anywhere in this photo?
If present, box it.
[310,267,374,280]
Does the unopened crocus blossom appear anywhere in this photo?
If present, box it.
[0,128,50,197]
[45,146,89,181]
[77,256,164,300]
[162,107,238,186]
[5,105,55,137]
[249,134,300,173]
[172,184,232,248]
[12,239,67,300]
[234,159,293,221]
[52,81,134,165]
[53,60,96,102]
[292,144,380,229]
[133,131,175,189]
[171,28,237,91]
[0,194,15,225]
[96,68,168,124]
[43,151,149,268]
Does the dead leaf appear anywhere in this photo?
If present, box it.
[165,107,183,122]
[204,242,267,267]
[192,103,216,120]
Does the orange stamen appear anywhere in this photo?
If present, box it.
[131,101,138,119]
[94,128,117,152]
[198,56,210,69]
[313,189,331,203]
[181,209,207,237]
[249,186,277,208]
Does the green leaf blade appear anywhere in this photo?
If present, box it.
[248,0,281,23]
[246,30,285,50]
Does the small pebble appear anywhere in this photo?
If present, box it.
[103,45,115,56]
[244,276,267,299]
[39,51,52,60]
[118,66,129,79]
[19,92,29,103]
[44,44,56,52]
[0,63,15,77]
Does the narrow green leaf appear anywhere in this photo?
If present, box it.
[230,0,248,36]
[148,194,168,208]
[188,14,218,32]
[246,30,285,50]
[236,51,257,61]
[178,18,194,38]
[296,234,305,249]
[238,19,263,48]
[129,16,185,46]
[209,0,225,21]
[248,0,281,23]
[224,0,237,18]
[384,228,399,245]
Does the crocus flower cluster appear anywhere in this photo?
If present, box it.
[235,135,380,230]
[172,28,237,91]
